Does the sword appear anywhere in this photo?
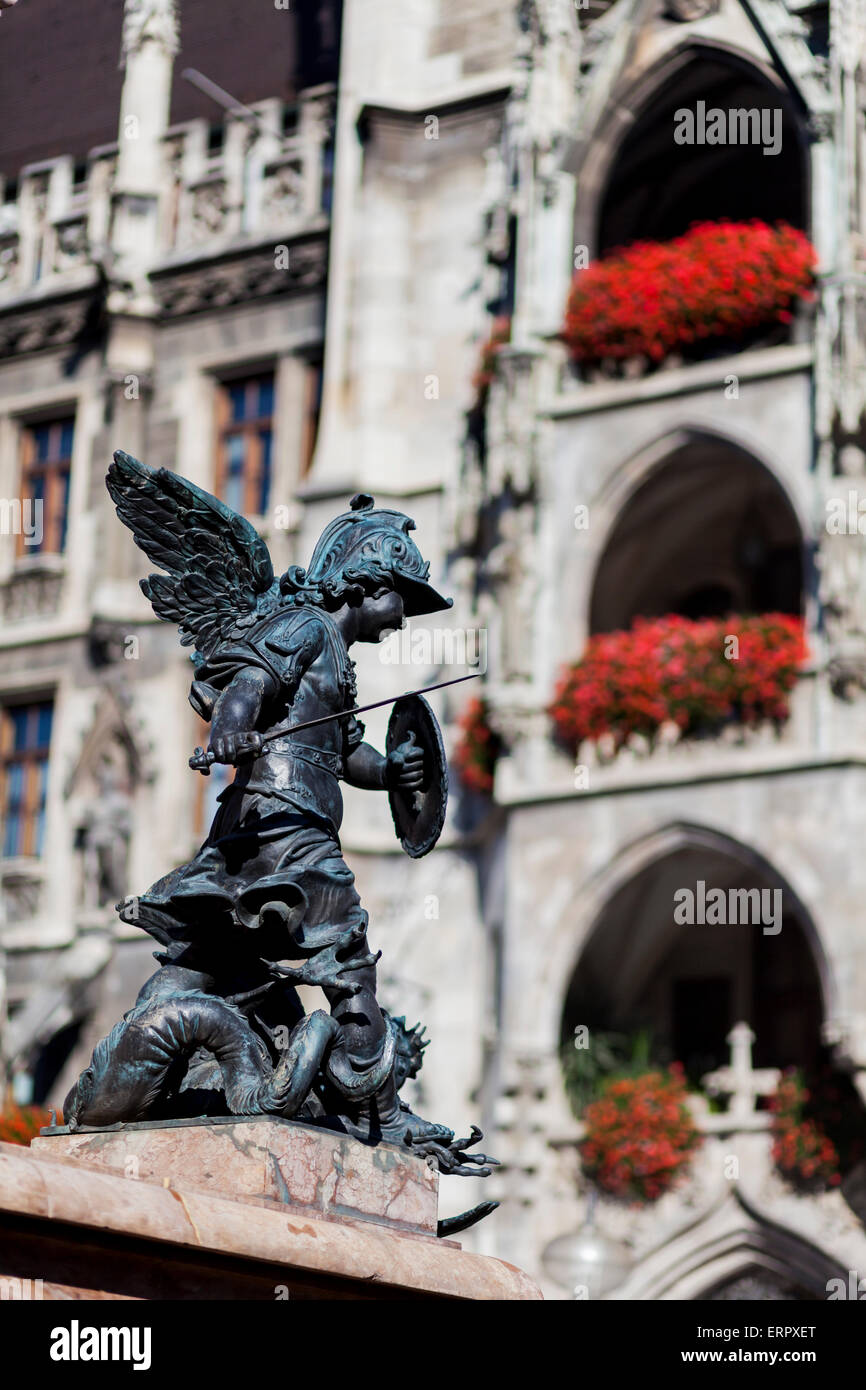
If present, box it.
[189,671,482,772]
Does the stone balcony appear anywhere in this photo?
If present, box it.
[160,93,332,257]
[491,665,866,808]
[0,85,334,339]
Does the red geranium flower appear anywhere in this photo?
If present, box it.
[549,613,806,756]
[454,697,503,795]
[0,1103,55,1146]
[562,221,816,366]
[581,1067,702,1203]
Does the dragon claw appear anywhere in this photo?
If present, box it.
[405,1124,499,1177]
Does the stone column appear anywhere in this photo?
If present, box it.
[814,2,866,693]
[298,87,336,221]
[96,3,177,589]
[266,354,311,574]
[111,0,179,304]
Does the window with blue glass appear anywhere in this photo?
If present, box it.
[1,699,53,858]
[19,417,74,555]
[216,373,274,516]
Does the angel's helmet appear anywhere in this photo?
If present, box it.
[298,493,452,616]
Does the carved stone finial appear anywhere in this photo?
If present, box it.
[808,110,835,142]
[702,1021,779,1123]
[121,0,179,62]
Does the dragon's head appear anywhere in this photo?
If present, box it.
[385,1012,430,1091]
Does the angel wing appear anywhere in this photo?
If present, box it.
[106,450,276,660]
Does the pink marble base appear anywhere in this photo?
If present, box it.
[32,1117,438,1236]
[2,1137,542,1299]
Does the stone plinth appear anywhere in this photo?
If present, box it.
[1,1124,542,1300]
[32,1116,438,1236]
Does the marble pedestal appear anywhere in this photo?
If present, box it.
[0,1120,541,1301]
[32,1116,440,1236]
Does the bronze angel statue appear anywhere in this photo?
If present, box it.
[64,452,495,1190]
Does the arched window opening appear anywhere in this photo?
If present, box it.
[560,841,824,1084]
[597,55,808,256]
[589,439,803,634]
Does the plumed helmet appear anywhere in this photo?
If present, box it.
[304,494,452,616]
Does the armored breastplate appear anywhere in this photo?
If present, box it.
[234,611,356,829]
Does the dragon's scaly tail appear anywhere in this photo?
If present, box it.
[253,1010,341,1116]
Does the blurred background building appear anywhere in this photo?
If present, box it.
[2,0,866,1299]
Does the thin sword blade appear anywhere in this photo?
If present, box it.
[190,672,482,769]
[261,670,482,742]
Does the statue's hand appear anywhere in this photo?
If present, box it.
[208,730,263,765]
[385,731,424,792]
[269,924,381,995]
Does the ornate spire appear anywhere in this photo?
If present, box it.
[832,0,866,77]
[121,0,179,63]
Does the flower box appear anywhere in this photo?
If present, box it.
[0,1103,53,1146]
[549,613,807,757]
[454,696,502,795]
[562,221,816,370]
[580,1065,702,1203]
[771,1067,865,1191]
[470,315,511,405]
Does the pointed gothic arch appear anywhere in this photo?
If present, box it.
[559,821,831,1080]
[573,40,811,258]
[63,684,155,799]
[614,1186,849,1300]
[63,686,154,918]
[587,427,806,633]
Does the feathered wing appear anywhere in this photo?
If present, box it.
[106,450,275,660]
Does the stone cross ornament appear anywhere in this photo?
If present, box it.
[62,454,497,1220]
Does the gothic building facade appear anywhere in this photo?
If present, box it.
[2,0,866,1299]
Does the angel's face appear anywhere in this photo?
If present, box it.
[356,586,405,643]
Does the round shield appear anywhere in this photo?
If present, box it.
[386,693,448,858]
